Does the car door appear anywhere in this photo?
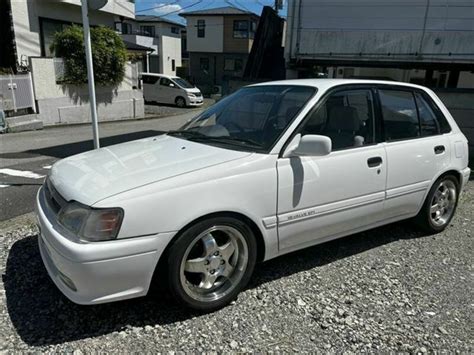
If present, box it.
[379,87,452,219]
[142,75,160,102]
[277,87,387,253]
[159,78,176,104]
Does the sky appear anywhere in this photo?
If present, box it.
[134,0,288,24]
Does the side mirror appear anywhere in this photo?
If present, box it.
[169,83,175,88]
[283,134,332,158]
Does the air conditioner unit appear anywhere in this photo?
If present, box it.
[212,85,222,95]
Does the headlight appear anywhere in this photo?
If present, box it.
[58,202,123,242]
[187,93,196,98]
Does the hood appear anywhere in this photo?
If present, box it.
[49,135,251,206]
[184,88,202,95]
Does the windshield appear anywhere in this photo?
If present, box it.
[173,78,194,89]
[168,85,316,152]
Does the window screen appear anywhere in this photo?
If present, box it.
[197,20,205,38]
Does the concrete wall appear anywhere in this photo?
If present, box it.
[159,35,182,76]
[286,0,474,64]
[10,0,129,61]
[186,16,224,53]
[30,58,144,125]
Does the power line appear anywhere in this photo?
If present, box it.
[159,0,203,17]
[224,0,252,13]
[135,0,180,14]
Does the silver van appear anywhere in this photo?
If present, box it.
[141,73,203,108]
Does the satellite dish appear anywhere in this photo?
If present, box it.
[88,0,108,10]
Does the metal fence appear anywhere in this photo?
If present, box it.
[0,74,36,112]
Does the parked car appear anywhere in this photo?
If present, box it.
[36,79,470,311]
[141,73,203,108]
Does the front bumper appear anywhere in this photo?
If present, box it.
[35,187,175,305]
[186,96,203,106]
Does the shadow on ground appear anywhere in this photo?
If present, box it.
[0,130,164,160]
[4,221,425,346]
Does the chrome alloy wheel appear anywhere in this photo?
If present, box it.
[430,179,457,227]
[179,225,249,302]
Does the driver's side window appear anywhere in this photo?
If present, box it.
[160,78,173,87]
[301,89,375,151]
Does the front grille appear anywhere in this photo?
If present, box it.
[44,178,67,215]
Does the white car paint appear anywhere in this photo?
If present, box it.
[141,73,203,107]
[36,79,470,305]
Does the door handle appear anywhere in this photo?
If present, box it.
[434,145,445,154]
[367,156,383,168]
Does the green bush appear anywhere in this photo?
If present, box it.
[50,25,127,86]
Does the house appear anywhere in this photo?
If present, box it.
[0,0,135,70]
[285,0,474,88]
[119,15,184,76]
[179,6,260,93]
[0,0,144,130]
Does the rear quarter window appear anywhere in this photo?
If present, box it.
[417,92,451,134]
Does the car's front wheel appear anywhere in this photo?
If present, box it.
[175,96,186,108]
[415,175,459,233]
[166,216,257,311]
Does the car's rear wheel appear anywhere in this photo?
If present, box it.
[175,96,186,108]
[414,175,459,233]
[166,216,257,311]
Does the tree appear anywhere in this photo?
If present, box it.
[50,25,127,86]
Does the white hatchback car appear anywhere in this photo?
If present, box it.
[36,79,470,311]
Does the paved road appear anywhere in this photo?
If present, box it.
[0,110,200,221]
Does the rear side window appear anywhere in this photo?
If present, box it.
[379,90,420,141]
[415,92,439,136]
[415,92,451,134]
[142,75,159,85]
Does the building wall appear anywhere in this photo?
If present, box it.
[189,52,249,91]
[10,0,119,61]
[186,16,224,53]
[159,35,182,76]
[122,34,159,53]
[30,58,144,125]
[56,0,134,19]
[223,15,255,53]
[327,66,474,89]
[286,0,474,64]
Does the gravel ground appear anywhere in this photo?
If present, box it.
[1,183,473,353]
[145,99,215,118]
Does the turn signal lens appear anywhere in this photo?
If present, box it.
[57,202,123,242]
[82,208,124,242]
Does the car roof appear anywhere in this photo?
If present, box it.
[250,79,429,92]
[140,73,179,79]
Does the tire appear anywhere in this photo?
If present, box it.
[166,216,257,311]
[175,96,186,108]
[414,175,459,234]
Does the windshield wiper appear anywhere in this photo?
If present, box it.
[167,130,262,149]
[167,130,208,139]
[209,136,262,148]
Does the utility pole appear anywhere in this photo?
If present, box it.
[80,0,105,149]
[274,0,283,12]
